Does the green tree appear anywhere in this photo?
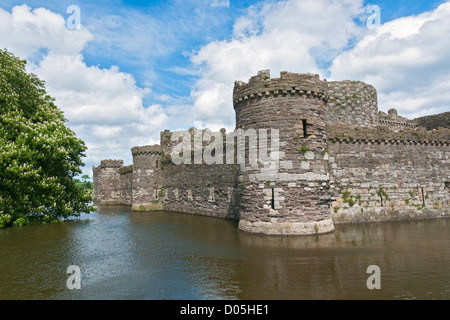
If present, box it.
[0,49,95,227]
[75,174,93,190]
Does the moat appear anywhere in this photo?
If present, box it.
[1,206,449,300]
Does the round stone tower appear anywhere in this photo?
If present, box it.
[233,70,334,235]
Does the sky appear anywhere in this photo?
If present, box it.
[0,0,449,177]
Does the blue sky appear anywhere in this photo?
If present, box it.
[0,0,449,175]
[3,0,444,100]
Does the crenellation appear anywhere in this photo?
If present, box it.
[233,70,328,106]
[327,124,449,144]
[99,159,124,168]
[93,70,450,236]
[378,108,417,128]
[131,145,163,155]
[119,165,133,174]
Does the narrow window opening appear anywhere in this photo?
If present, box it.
[302,119,310,138]
[271,188,275,209]
[421,187,425,205]
[156,160,159,167]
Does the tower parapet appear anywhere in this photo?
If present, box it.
[233,70,334,235]
[99,159,124,168]
[234,70,327,106]
[131,145,163,156]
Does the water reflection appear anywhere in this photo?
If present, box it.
[0,206,449,300]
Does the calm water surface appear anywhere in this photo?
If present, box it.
[1,205,449,300]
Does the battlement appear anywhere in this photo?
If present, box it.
[161,128,228,147]
[378,109,417,128]
[119,165,133,174]
[160,128,233,166]
[327,124,450,144]
[379,119,417,128]
[99,159,124,169]
[233,70,327,106]
[131,145,163,155]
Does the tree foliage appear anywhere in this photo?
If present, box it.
[0,49,95,227]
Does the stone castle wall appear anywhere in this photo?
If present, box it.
[159,128,240,219]
[160,161,239,220]
[327,126,449,223]
[93,70,450,236]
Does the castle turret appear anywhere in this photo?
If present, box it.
[131,145,164,211]
[326,80,378,127]
[233,70,334,235]
[92,159,124,205]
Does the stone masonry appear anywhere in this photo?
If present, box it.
[93,70,450,236]
[233,71,333,235]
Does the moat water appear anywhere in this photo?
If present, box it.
[1,205,449,300]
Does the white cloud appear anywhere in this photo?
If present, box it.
[189,0,366,128]
[210,0,230,8]
[0,5,169,176]
[33,52,170,169]
[0,5,92,58]
[329,1,450,118]
[34,53,154,125]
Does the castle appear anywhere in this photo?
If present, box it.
[93,70,450,236]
